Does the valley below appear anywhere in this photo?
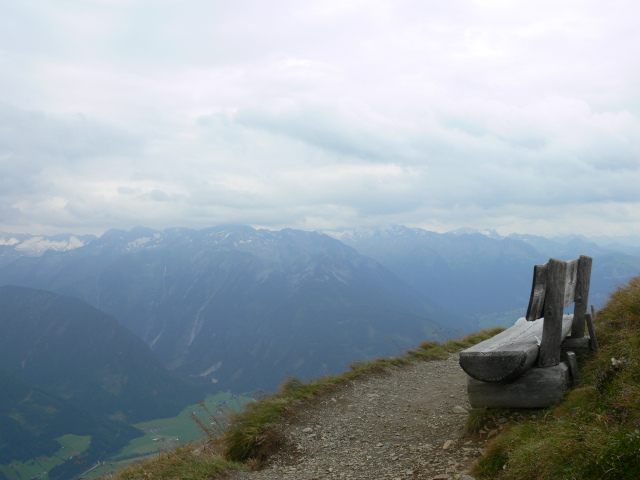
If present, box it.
[0,393,251,480]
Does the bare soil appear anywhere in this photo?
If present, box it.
[228,354,491,480]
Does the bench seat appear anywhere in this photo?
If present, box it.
[460,315,574,382]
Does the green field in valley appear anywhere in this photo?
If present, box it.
[0,434,92,480]
[0,393,252,480]
[80,392,253,479]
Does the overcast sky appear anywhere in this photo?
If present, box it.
[1,0,639,237]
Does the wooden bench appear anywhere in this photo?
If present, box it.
[459,255,596,408]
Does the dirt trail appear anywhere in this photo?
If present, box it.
[228,354,489,480]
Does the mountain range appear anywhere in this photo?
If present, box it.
[330,226,640,323]
[0,226,457,395]
[1,224,639,478]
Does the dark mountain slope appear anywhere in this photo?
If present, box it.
[0,367,141,478]
[0,286,207,423]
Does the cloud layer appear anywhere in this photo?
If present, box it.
[1,0,640,236]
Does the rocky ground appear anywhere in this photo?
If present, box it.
[228,354,496,480]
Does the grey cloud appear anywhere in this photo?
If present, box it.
[3,1,640,238]
[0,3,60,57]
[117,186,140,195]
[587,155,640,172]
[439,115,548,151]
[234,107,400,162]
[0,103,141,162]
[142,190,175,202]
[0,103,144,232]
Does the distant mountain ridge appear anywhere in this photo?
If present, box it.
[0,232,96,259]
[4,226,639,259]
[0,226,457,394]
[2,224,638,326]
[1,225,638,391]
[327,225,640,325]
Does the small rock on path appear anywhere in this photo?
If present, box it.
[229,354,485,480]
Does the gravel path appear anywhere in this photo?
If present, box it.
[228,354,488,480]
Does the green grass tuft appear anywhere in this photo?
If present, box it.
[109,443,245,480]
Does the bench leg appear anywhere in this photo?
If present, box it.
[467,363,570,409]
[565,351,579,387]
[586,307,599,351]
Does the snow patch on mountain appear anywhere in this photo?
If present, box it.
[14,236,88,256]
[199,361,222,377]
[0,237,20,246]
[448,227,503,239]
[127,237,152,249]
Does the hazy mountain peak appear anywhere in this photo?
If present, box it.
[448,227,503,239]
[324,225,435,243]
[0,232,95,256]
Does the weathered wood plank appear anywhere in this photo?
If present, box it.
[526,263,547,321]
[562,336,590,350]
[538,258,567,367]
[571,255,592,337]
[562,259,579,308]
[526,256,592,324]
[566,351,579,387]
[467,363,570,409]
[459,315,573,382]
[586,307,599,351]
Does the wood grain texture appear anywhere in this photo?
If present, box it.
[561,336,590,350]
[586,308,599,351]
[526,263,547,321]
[562,259,579,308]
[459,315,573,382]
[467,363,570,409]
[571,256,593,337]
[566,351,579,387]
[525,256,592,325]
[538,258,567,367]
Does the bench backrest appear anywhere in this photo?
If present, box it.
[525,255,592,367]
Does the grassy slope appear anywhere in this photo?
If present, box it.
[474,275,640,480]
[107,327,504,479]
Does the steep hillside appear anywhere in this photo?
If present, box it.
[0,226,459,394]
[0,286,208,423]
[0,367,141,480]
